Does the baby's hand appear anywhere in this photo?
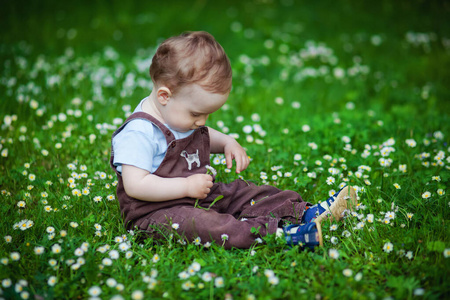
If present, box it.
[186,174,213,199]
[224,140,250,173]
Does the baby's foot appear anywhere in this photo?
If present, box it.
[315,186,357,223]
[283,222,323,249]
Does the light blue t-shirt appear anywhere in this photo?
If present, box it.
[112,98,194,174]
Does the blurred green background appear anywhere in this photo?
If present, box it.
[3,0,449,53]
[2,0,449,112]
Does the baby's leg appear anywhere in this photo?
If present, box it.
[211,179,310,225]
[141,205,279,249]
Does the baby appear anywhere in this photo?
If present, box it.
[110,31,357,249]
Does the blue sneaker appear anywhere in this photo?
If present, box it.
[283,222,323,250]
[303,186,357,223]
[315,186,357,223]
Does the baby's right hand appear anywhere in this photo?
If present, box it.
[186,174,213,199]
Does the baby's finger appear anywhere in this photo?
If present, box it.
[206,175,214,187]
[225,152,233,169]
[235,159,241,173]
[236,155,245,173]
[241,155,250,171]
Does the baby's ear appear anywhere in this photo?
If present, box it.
[157,87,172,105]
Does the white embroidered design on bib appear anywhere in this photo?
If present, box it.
[180,150,201,170]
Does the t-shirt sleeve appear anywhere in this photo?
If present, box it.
[112,122,157,174]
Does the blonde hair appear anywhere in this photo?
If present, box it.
[149,31,232,95]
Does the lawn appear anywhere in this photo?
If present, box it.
[1,0,449,299]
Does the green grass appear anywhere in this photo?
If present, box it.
[1,0,449,299]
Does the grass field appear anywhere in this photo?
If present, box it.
[1,0,449,299]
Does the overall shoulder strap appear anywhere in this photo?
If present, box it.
[115,112,176,144]
[110,111,176,172]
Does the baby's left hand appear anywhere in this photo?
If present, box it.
[224,140,250,173]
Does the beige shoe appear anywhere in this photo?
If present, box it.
[314,186,358,224]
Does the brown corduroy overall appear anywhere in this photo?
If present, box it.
[110,112,309,249]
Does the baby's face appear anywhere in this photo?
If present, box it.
[161,84,228,132]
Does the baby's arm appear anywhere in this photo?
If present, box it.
[208,127,250,173]
[122,164,213,202]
